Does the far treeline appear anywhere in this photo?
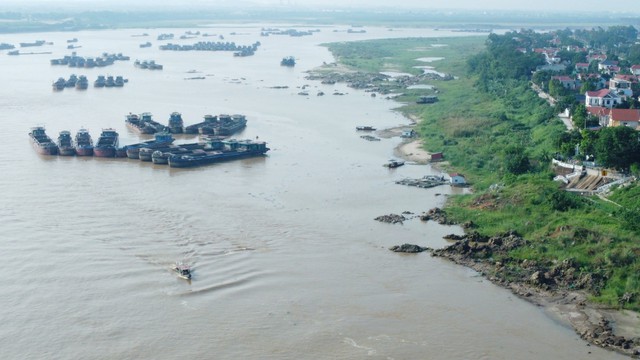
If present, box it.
[327,27,639,309]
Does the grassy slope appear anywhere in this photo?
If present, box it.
[327,36,639,310]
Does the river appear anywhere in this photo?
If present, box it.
[0,25,625,359]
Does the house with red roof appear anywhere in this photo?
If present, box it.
[631,65,640,76]
[587,53,606,63]
[586,106,611,127]
[607,109,640,129]
[575,63,590,72]
[585,89,622,108]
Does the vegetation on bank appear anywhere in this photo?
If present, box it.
[326,35,639,310]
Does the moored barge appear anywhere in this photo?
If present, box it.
[168,139,268,168]
[185,114,247,136]
[29,126,59,155]
[93,128,119,157]
[168,112,185,134]
[124,132,174,159]
[57,130,76,156]
[74,128,94,156]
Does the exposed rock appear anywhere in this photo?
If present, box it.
[389,244,428,253]
[374,213,406,224]
[431,229,637,356]
[419,207,454,225]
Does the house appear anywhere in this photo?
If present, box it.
[607,108,640,129]
[609,76,635,97]
[552,75,579,90]
[578,73,607,90]
[598,59,619,72]
[575,63,589,72]
[585,89,622,108]
[587,53,607,63]
[534,48,560,64]
[449,173,466,186]
[586,106,611,127]
[631,65,640,76]
[536,64,567,73]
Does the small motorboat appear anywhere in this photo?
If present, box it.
[172,262,192,280]
[384,159,405,168]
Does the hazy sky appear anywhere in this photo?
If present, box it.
[3,0,640,12]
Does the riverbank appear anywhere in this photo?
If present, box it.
[317,34,639,357]
[427,228,640,357]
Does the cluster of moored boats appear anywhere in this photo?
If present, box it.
[50,52,130,67]
[134,59,163,70]
[29,112,267,168]
[125,112,247,136]
[52,75,127,90]
[52,74,89,90]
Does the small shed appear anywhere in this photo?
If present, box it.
[401,129,415,138]
[417,95,438,104]
[430,152,444,162]
[449,173,466,186]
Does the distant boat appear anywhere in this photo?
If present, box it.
[383,159,405,168]
[75,75,88,90]
[65,74,78,88]
[74,128,93,156]
[280,56,295,67]
[29,126,58,155]
[168,112,185,134]
[114,76,125,87]
[20,40,46,47]
[57,130,76,156]
[52,77,66,91]
[94,75,106,87]
[356,126,376,131]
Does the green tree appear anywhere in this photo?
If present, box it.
[503,145,531,175]
[572,104,588,129]
[594,126,640,170]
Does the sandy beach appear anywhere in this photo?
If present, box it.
[397,139,432,164]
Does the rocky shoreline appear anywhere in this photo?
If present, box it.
[317,54,640,358]
[413,207,640,358]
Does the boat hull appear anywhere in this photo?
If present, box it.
[32,142,59,155]
[58,146,76,156]
[168,149,267,168]
[29,130,58,155]
[75,146,94,156]
[93,147,116,157]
